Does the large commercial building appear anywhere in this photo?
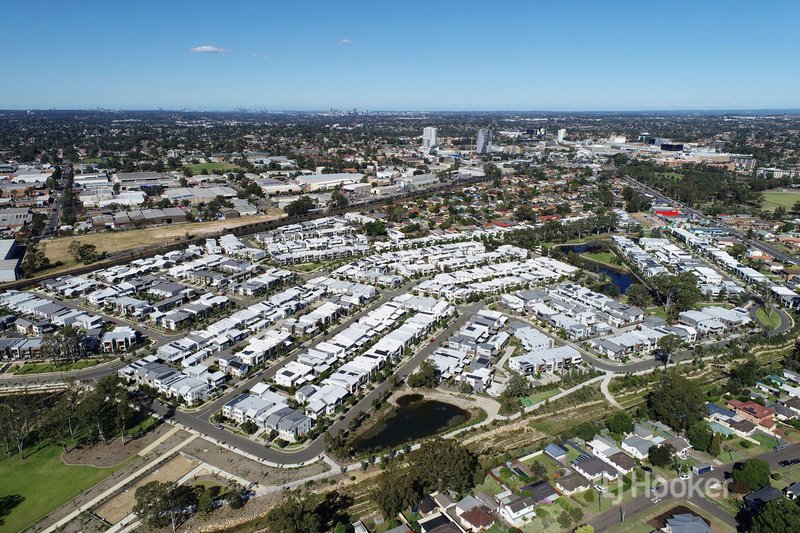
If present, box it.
[476,128,492,154]
[422,127,438,149]
[0,240,21,282]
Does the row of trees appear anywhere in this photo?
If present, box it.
[133,479,248,531]
[0,376,146,460]
[503,212,620,250]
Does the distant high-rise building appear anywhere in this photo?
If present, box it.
[422,127,438,149]
[476,128,492,154]
[557,128,567,142]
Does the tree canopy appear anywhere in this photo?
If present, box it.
[646,373,705,431]
[731,458,771,493]
[751,498,800,533]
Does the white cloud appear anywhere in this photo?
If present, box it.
[189,45,231,54]
[340,38,352,45]
[251,53,269,60]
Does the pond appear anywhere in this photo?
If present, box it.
[351,394,470,453]
[558,243,635,294]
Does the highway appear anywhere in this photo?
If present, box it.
[589,442,800,531]
[619,174,798,265]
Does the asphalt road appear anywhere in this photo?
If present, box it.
[589,442,800,531]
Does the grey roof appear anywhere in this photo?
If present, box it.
[664,513,713,533]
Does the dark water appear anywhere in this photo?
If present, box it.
[352,395,470,453]
[559,243,635,294]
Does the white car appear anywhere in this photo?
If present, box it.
[650,496,662,504]
[594,484,607,494]
[680,474,690,480]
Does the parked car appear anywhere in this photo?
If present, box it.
[594,484,607,494]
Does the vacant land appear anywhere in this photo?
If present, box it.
[762,190,800,211]
[184,162,243,175]
[94,454,198,524]
[40,212,283,268]
[12,359,100,375]
[0,442,130,532]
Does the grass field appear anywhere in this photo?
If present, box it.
[40,212,282,269]
[761,190,800,211]
[13,359,100,375]
[582,251,624,269]
[184,162,242,175]
[756,308,782,329]
[0,442,132,532]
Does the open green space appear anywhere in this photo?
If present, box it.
[646,306,667,320]
[761,190,800,211]
[184,162,241,175]
[581,251,624,269]
[0,442,134,532]
[520,388,560,408]
[13,359,101,375]
[756,308,781,329]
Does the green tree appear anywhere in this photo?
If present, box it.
[731,458,771,493]
[751,498,800,533]
[651,273,703,320]
[407,360,437,388]
[606,412,634,436]
[730,242,748,260]
[371,466,421,518]
[284,196,315,217]
[483,163,501,179]
[727,359,760,394]
[409,438,480,494]
[363,220,387,237]
[646,373,705,431]
[133,481,197,531]
[513,205,537,222]
[687,421,713,452]
[575,526,595,533]
[648,444,674,467]
[625,284,652,309]
[708,433,721,457]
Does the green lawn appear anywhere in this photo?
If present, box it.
[581,251,625,269]
[184,162,241,175]
[13,359,100,375]
[646,306,667,320]
[0,442,134,532]
[762,190,800,211]
[756,308,781,329]
[521,388,560,408]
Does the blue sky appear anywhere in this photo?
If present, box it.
[1,0,798,111]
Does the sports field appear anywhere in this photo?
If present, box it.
[761,190,800,211]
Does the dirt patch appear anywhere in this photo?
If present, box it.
[94,454,199,525]
[61,422,171,468]
[40,211,283,265]
[181,438,330,487]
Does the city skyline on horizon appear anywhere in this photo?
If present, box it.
[2,0,799,110]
